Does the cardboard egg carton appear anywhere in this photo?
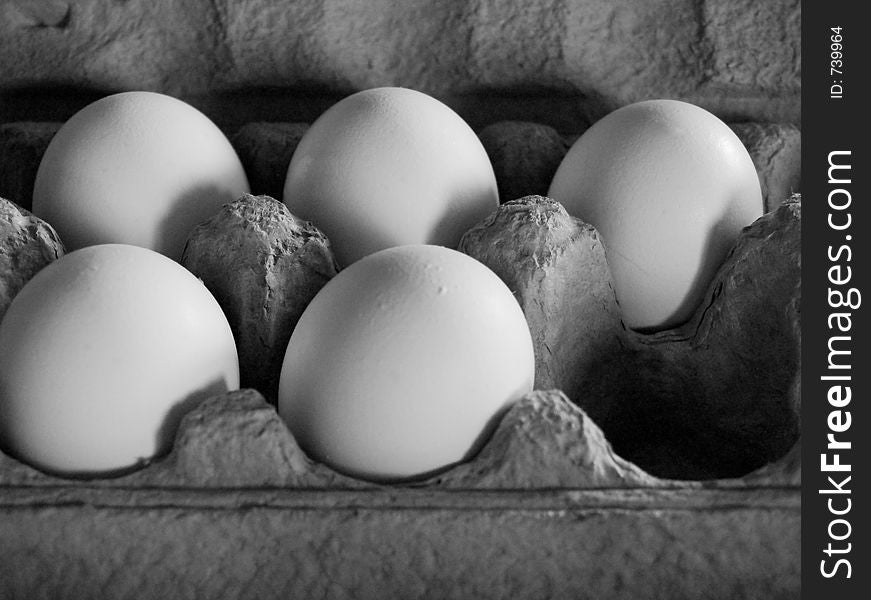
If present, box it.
[0,0,800,127]
[0,120,799,599]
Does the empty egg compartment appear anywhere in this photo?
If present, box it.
[0,117,800,599]
[459,192,801,481]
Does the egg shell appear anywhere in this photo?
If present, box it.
[31,91,250,260]
[0,244,240,477]
[283,87,499,267]
[277,244,535,482]
[547,99,763,331]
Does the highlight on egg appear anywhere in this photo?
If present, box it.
[283,87,499,268]
[0,244,240,478]
[548,99,763,332]
[32,91,250,261]
[277,244,535,482]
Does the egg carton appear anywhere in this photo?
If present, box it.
[0,120,800,599]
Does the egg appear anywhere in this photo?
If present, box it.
[0,244,239,477]
[277,244,535,482]
[548,99,763,331]
[283,87,499,267]
[32,91,250,260]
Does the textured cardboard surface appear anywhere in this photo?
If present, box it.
[0,197,64,321]
[0,0,800,129]
[182,195,338,403]
[0,388,800,599]
[0,490,800,600]
[459,196,800,479]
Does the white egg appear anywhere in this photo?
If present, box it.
[32,91,250,260]
[548,99,763,331]
[0,244,240,477]
[283,87,499,267]
[278,244,535,482]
